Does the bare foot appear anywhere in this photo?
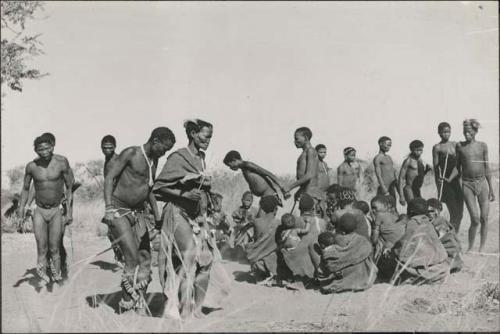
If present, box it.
[193,308,205,319]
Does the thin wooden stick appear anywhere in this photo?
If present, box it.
[438,152,449,201]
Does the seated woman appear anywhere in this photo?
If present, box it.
[391,198,450,285]
[317,213,377,294]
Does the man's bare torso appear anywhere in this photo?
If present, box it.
[457,141,488,180]
[242,169,276,197]
[253,217,278,240]
[318,161,330,192]
[403,157,424,187]
[433,141,458,175]
[112,147,156,208]
[374,153,396,187]
[338,161,360,189]
[104,153,119,178]
[28,155,68,207]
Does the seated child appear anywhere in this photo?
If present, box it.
[232,191,259,246]
[279,213,310,251]
[317,213,377,294]
[208,193,231,244]
[371,195,405,263]
[427,198,463,273]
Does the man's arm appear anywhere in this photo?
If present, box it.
[285,148,317,192]
[148,192,162,229]
[337,165,344,186]
[373,155,387,194]
[432,145,440,189]
[398,158,409,206]
[447,143,461,182]
[62,157,75,224]
[243,161,286,192]
[482,143,495,201]
[371,215,382,245]
[17,164,33,219]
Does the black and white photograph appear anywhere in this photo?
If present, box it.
[1,1,498,332]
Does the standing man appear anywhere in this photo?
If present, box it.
[316,144,331,197]
[432,122,464,232]
[337,147,362,193]
[398,140,432,206]
[449,119,495,253]
[283,127,323,216]
[373,136,399,201]
[17,134,74,288]
[102,127,175,314]
[101,134,124,264]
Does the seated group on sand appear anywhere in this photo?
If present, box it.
[210,186,463,293]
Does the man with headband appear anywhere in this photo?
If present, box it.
[447,119,495,253]
[337,147,362,194]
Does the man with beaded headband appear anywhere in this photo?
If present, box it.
[102,127,175,314]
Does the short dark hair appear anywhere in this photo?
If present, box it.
[34,135,52,148]
[318,231,335,247]
[378,136,391,145]
[41,132,56,146]
[184,119,213,140]
[242,191,253,200]
[438,122,451,133]
[223,150,242,164]
[101,135,116,146]
[326,184,342,195]
[315,144,326,151]
[149,127,176,144]
[338,187,356,208]
[281,213,295,229]
[295,127,312,140]
[259,195,279,213]
[370,195,389,210]
[409,140,424,151]
[353,201,370,215]
[427,198,442,211]
[299,193,315,212]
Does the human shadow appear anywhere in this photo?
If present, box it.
[12,268,43,292]
[220,245,249,265]
[90,260,121,272]
[232,270,256,284]
[85,291,167,317]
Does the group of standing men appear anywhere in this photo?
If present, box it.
[14,117,495,318]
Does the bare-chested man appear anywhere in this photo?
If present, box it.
[283,127,323,216]
[373,136,399,200]
[102,134,119,177]
[17,134,74,288]
[432,122,464,232]
[223,150,289,210]
[100,134,124,264]
[337,147,362,192]
[398,140,432,206]
[316,144,331,195]
[102,127,175,314]
[449,119,495,253]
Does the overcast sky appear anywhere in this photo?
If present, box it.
[2,1,498,181]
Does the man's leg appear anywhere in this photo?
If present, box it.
[403,185,414,202]
[477,180,490,253]
[444,181,464,232]
[48,209,64,283]
[462,183,480,252]
[193,263,211,318]
[33,208,50,285]
[109,216,141,311]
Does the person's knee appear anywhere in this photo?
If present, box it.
[470,214,480,226]
[49,245,60,258]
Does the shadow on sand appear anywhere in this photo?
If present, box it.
[90,260,121,272]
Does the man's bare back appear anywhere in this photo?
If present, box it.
[242,168,278,197]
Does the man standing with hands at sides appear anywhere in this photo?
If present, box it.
[283,127,322,216]
[101,134,124,265]
[316,144,331,197]
[373,136,399,200]
[448,119,495,253]
[102,127,175,314]
[432,122,464,232]
[17,133,74,289]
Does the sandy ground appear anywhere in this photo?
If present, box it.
[2,214,499,333]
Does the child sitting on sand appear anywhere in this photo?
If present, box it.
[208,193,231,244]
[279,213,311,251]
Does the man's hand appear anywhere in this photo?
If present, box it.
[155,219,163,230]
[425,164,432,173]
[282,190,292,200]
[380,186,388,195]
[399,199,406,206]
[382,248,391,258]
[102,210,115,226]
[489,189,495,202]
[294,191,301,202]
[439,176,450,183]
[183,189,202,201]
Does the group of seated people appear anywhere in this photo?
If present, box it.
[206,185,463,294]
